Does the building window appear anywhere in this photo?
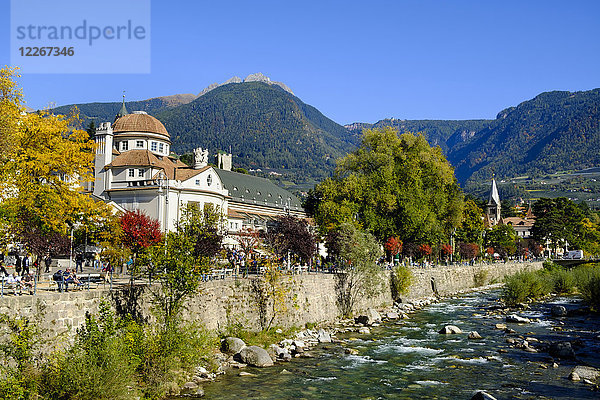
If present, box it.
[136,140,144,148]
[195,179,200,185]
[207,175,212,186]
[128,169,135,178]
[138,169,144,177]
[151,142,157,152]
[121,141,128,151]
[159,143,164,153]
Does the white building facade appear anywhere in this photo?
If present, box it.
[92,107,306,242]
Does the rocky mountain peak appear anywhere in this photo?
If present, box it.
[197,73,294,97]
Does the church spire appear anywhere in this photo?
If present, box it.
[486,175,501,226]
[115,91,128,121]
[488,177,501,207]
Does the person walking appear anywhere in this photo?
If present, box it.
[44,253,52,273]
[75,252,83,273]
[15,254,22,276]
[21,254,30,276]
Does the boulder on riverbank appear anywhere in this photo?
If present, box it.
[438,325,462,334]
[355,309,382,326]
[222,337,246,354]
[317,329,332,343]
[570,366,599,382]
[238,346,274,367]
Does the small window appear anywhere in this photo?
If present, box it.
[195,179,200,185]
[121,141,128,151]
[138,169,144,177]
[151,142,157,152]
[159,143,164,153]
[207,175,212,186]
[128,169,135,178]
[136,140,144,148]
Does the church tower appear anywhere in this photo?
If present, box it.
[486,178,501,226]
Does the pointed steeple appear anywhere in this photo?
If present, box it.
[486,175,501,226]
[525,202,534,219]
[115,91,128,121]
[487,177,500,206]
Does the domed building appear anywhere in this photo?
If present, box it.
[92,100,305,237]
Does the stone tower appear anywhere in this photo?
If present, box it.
[216,152,232,171]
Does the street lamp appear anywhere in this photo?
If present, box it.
[157,171,169,253]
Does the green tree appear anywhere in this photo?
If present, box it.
[455,199,484,244]
[532,197,585,254]
[329,223,384,317]
[141,203,224,326]
[310,128,463,244]
[485,224,517,259]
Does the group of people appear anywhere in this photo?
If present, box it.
[52,268,83,292]
[0,262,35,295]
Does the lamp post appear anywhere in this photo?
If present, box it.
[157,171,169,253]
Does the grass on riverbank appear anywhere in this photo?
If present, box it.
[219,322,299,348]
[502,261,600,309]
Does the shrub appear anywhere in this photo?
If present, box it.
[576,266,600,311]
[391,264,413,300]
[502,270,553,305]
[474,269,489,287]
[39,304,136,400]
[549,268,576,294]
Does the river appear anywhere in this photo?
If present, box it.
[201,290,600,399]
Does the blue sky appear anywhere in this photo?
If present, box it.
[1,0,599,124]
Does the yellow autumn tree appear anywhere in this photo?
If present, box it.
[0,66,115,261]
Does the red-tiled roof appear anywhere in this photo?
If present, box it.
[113,113,169,137]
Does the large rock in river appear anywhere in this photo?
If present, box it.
[471,391,498,400]
[238,346,274,367]
[551,305,567,317]
[439,325,463,334]
[549,342,576,359]
[506,314,531,323]
[222,337,246,354]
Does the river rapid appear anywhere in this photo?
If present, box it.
[201,290,600,399]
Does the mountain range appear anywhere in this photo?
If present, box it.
[49,76,600,188]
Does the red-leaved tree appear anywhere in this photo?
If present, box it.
[459,242,480,259]
[384,237,403,260]
[418,244,432,259]
[120,210,162,273]
[236,227,261,256]
[440,244,453,258]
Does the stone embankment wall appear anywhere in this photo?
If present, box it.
[0,262,542,337]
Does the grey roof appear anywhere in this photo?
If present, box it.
[215,169,303,212]
[487,178,501,206]
[115,97,128,121]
